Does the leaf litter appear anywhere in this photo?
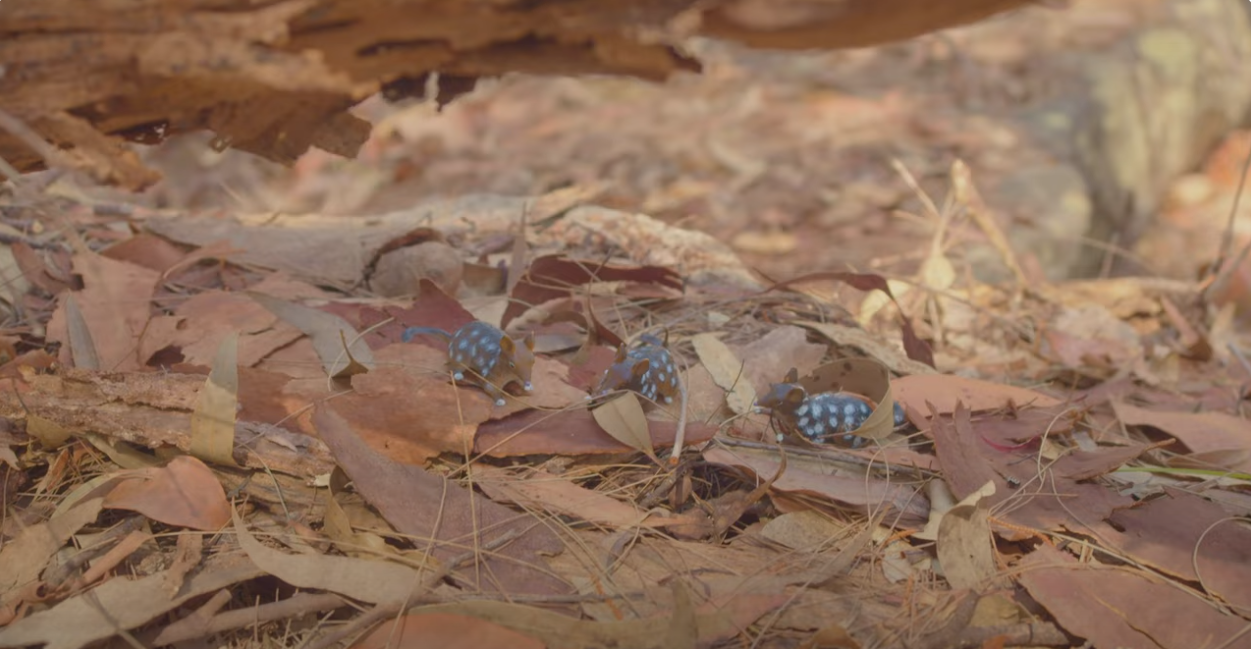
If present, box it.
[4,127,1251,649]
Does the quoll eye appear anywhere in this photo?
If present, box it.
[508,361,515,368]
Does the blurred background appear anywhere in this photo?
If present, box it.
[57,0,1251,296]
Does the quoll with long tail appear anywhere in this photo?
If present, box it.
[402,321,535,406]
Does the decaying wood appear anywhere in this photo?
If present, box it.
[0,367,335,478]
[0,0,1036,188]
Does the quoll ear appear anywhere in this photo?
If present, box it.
[784,386,805,405]
[613,345,629,362]
[499,335,516,355]
[631,358,651,377]
[523,331,535,350]
[784,367,799,383]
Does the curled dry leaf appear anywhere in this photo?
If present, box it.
[591,393,660,464]
[803,357,897,440]
[691,332,755,415]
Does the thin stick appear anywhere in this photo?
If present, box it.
[667,359,690,466]
[148,593,346,646]
[0,107,62,169]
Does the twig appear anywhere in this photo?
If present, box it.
[1204,134,1251,303]
[715,436,936,479]
[0,108,63,170]
[147,592,347,646]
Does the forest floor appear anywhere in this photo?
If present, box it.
[3,2,1251,649]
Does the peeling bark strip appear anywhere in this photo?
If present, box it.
[0,0,1036,186]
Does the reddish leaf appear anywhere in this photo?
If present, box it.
[1018,544,1249,649]
[103,456,231,531]
[763,271,934,367]
[503,255,682,328]
[310,405,570,596]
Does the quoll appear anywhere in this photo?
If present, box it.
[402,321,535,406]
[593,334,680,405]
[754,368,907,446]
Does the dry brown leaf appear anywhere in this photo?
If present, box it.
[188,332,239,467]
[99,232,192,274]
[61,294,99,370]
[804,358,897,440]
[591,393,659,463]
[311,405,570,596]
[0,554,264,649]
[234,508,427,605]
[249,291,374,378]
[691,332,754,415]
[894,374,1060,415]
[735,325,828,393]
[26,414,73,449]
[1018,544,1249,649]
[932,404,1131,542]
[935,481,999,591]
[0,498,104,613]
[1113,401,1251,472]
[140,274,320,368]
[324,344,491,464]
[759,510,849,551]
[1094,488,1251,611]
[353,612,546,649]
[473,466,683,529]
[702,446,928,525]
[46,252,159,372]
[323,468,442,569]
[102,456,231,531]
[399,591,783,649]
[474,409,717,458]
[799,624,862,649]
